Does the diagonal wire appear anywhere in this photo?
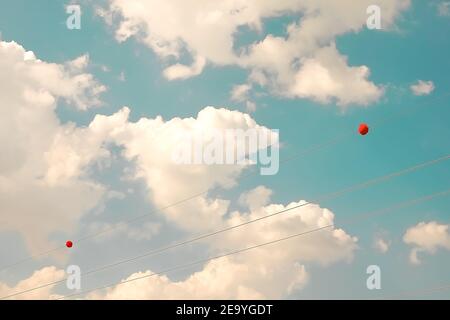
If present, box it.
[54,189,450,300]
[1,91,449,273]
[2,182,448,300]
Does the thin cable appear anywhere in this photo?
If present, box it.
[2,154,449,298]
[55,189,450,300]
[77,154,450,275]
[3,187,448,300]
[2,92,448,272]
[0,124,351,272]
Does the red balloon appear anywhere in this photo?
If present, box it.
[358,123,369,135]
[66,241,73,248]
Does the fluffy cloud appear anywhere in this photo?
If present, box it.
[3,185,358,300]
[403,221,450,265]
[410,80,435,96]
[89,189,357,299]
[0,40,279,252]
[284,45,383,105]
[0,266,64,300]
[0,41,107,252]
[238,185,273,211]
[3,188,358,300]
[163,55,206,80]
[90,257,306,300]
[69,105,356,299]
[1,78,357,298]
[87,106,278,232]
[0,38,358,299]
[63,107,355,299]
[100,0,410,107]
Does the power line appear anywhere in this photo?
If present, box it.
[0,126,352,272]
[2,183,448,300]
[1,154,448,298]
[1,92,448,273]
[54,189,450,300]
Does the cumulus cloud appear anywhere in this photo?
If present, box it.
[87,106,279,232]
[0,39,358,299]
[99,0,410,107]
[88,196,357,299]
[403,221,450,265]
[410,80,435,96]
[0,40,107,252]
[89,257,306,300]
[5,186,358,300]
[1,87,357,298]
[285,45,383,106]
[0,266,64,300]
[5,188,358,300]
[0,46,279,250]
[45,107,355,299]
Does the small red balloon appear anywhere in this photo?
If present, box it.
[358,123,369,135]
[66,241,73,248]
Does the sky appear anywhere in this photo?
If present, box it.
[0,0,449,300]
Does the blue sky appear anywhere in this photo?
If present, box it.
[0,0,449,299]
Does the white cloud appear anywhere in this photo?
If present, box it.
[410,80,435,96]
[239,186,273,211]
[5,188,358,300]
[87,106,278,232]
[222,200,358,266]
[0,266,64,300]
[0,42,106,111]
[3,93,278,246]
[285,45,383,106]
[403,221,450,265]
[100,0,410,107]
[89,196,357,299]
[5,185,358,300]
[90,257,302,300]
[67,54,90,71]
[60,107,356,299]
[0,38,359,299]
[0,40,107,252]
[163,55,206,80]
